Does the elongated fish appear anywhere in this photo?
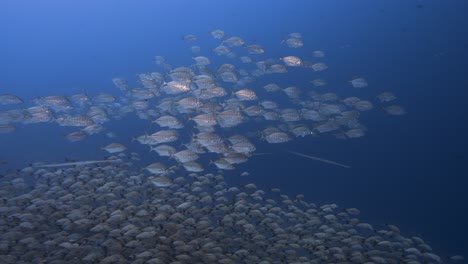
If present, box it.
[285,150,351,169]
[34,159,121,168]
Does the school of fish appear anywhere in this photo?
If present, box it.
[0,30,463,263]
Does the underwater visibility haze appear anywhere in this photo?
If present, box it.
[1,0,468,263]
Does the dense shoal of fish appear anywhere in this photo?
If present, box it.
[0,156,463,263]
[0,30,463,262]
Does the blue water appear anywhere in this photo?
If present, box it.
[1,0,468,258]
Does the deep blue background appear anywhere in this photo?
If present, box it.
[1,0,468,258]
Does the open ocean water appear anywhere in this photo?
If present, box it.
[1,0,467,263]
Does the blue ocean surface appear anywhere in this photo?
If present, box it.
[1,0,467,262]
